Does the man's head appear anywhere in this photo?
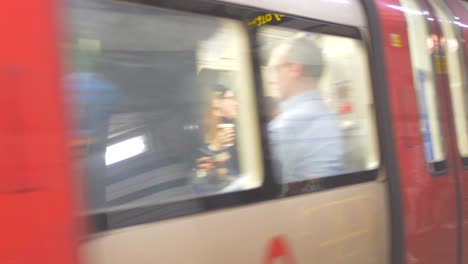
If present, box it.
[267,36,324,100]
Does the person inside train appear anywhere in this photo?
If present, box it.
[266,36,345,184]
[193,84,240,191]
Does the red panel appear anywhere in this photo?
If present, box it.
[0,1,80,264]
[374,0,459,263]
[438,1,468,263]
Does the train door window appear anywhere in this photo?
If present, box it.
[428,0,468,161]
[64,0,263,212]
[258,26,379,184]
[399,0,448,171]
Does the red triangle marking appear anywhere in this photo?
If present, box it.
[263,235,295,264]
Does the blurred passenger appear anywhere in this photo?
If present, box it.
[267,37,345,184]
[66,72,122,150]
[194,84,239,185]
[65,72,123,208]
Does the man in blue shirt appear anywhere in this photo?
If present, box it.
[266,36,345,184]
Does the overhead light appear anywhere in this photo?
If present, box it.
[105,135,147,166]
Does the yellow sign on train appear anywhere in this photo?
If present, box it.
[248,13,285,27]
[434,55,448,74]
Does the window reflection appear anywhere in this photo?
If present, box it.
[65,0,261,211]
[258,27,378,184]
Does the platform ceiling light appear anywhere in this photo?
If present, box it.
[105,135,147,166]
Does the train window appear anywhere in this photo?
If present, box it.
[399,0,448,169]
[64,0,263,212]
[428,0,468,159]
[258,27,379,184]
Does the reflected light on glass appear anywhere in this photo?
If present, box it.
[453,21,468,28]
[427,35,436,51]
[387,5,429,15]
[105,135,147,165]
[447,38,459,51]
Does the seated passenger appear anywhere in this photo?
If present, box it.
[266,37,345,184]
[194,84,239,188]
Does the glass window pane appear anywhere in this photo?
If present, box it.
[399,0,447,163]
[64,0,262,212]
[258,27,379,184]
[428,0,468,158]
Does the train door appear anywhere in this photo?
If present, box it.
[427,0,468,263]
[373,0,461,263]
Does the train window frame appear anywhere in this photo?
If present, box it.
[68,1,267,212]
[426,0,468,169]
[253,23,380,192]
[69,0,382,232]
[399,0,450,176]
